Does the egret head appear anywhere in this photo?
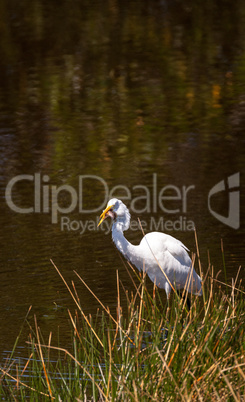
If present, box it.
[98,198,131,231]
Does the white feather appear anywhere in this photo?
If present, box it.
[102,198,202,297]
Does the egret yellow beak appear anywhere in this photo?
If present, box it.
[97,204,114,227]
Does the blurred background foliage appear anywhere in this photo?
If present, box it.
[0,0,245,179]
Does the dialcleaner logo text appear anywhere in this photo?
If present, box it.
[4,172,240,232]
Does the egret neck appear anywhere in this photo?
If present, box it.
[111,219,138,263]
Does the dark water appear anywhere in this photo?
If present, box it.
[0,0,245,359]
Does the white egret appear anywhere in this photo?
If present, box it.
[98,198,202,300]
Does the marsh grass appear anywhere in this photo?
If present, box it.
[0,257,244,401]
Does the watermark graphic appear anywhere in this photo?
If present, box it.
[4,172,240,232]
[5,173,194,225]
[60,216,195,235]
[208,172,240,229]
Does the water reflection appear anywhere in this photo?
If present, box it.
[0,0,244,358]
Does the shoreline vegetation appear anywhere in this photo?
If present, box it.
[0,246,244,401]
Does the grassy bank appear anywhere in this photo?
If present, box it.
[0,258,244,401]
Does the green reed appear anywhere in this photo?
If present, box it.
[0,258,244,401]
